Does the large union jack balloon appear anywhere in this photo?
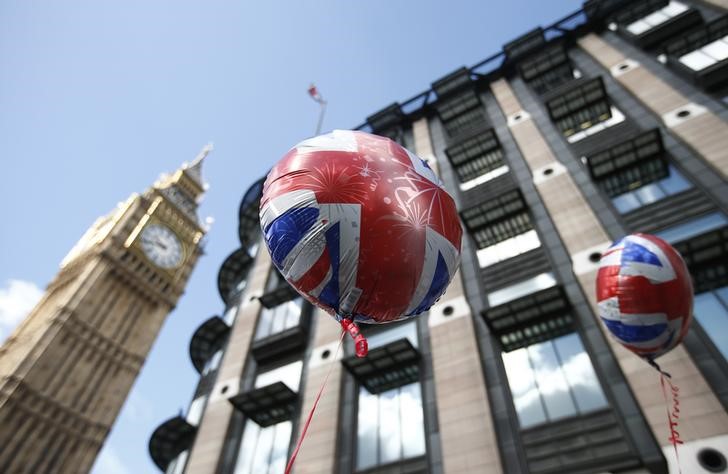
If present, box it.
[596,233,693,360]
[260,130,462,325]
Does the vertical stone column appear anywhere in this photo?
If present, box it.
[291,310,343,474]
[490,78,728,452]
[578,34,728,178]
[413,118,502,474]
[184,250,272,473]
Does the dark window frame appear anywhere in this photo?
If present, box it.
[445,128,505,183]
[586,129,669,197]
[546,78,612,137]
[519,46,575,95]
[435,90,487,138]
[460,190,533,249]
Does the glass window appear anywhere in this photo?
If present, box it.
[255,298,303,340]
[547,77,612,138]
[446,129,504,184]
[694,287,728,360]
[265,268,286,292]
[356,383,426,471]
[611,166,692,214]
[165,450,189,474]
[655,212,728,243]
[520,46,574,95]
[477,229,541,268]
[461,190,535,251]
[255,360,303,392]
[460,165,509,191]
[223,305,239,325]
[567,107,626,144]
[202,349,223,376]
[234,420,292,474]
[624,1,688,36]
[487,272,557,307]
[186,395,208,426]
[355,323,425,471]
[502,333,608,429]
[435,91,487,138]
[366,320,418,349]
[612,192,642,214]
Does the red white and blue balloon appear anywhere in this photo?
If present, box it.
[596,233,693,360]
[259,130,462,324]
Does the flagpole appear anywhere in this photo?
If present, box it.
[315,100,327,136]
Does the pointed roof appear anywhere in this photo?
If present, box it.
[183,142,213,186]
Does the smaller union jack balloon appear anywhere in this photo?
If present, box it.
[259,130,462,334]
[596,233,693,360]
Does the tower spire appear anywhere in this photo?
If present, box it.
[183,142,213,187]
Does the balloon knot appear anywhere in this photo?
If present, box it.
[340,319,368,358]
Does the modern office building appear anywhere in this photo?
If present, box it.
[149,1,728,473]
[0,148,211,473]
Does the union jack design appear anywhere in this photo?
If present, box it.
[260,130,462,324]
[596,234,693,359]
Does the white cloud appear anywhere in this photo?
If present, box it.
[92,446,132,474]
[0,279,43,343]
[125,389,154,424]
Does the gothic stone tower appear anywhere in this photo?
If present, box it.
[0,146,212,473]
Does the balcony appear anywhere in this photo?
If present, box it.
[482,286,573,352]
[189,315,229,374]
[258,283,300,309]
[366,103,405,140]
[217,248,253,305]
[251,302,312,364]
[664,15,728,90]
[229,381,298,427]
[615,0,703,50]
[238,177,265,247]
[148,416,196,471]
[504,28,546,61]
[342,338,421,394]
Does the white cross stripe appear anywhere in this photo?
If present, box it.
[405,227,460,315]
[404,148,442,187]
[294,130,358,154]
[261,189,361,305]
[260,189,316,231]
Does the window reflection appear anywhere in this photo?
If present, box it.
[255,299,302,341]
[366,320,418,349]
[356,382,426,470]
[625,1,688,36]
[165,450,188,474]
[611,165,691,214]
[566,106,625,144]
[224,305,239,325]
[502,333,607,428]
[487,272,557,307]
[655,212,728,243]
[234,420,292,474]
[255,360,303,392]
[356,323,425,471]
[202,349,223,376]
[694,287,728,360]
[186,395,208,426]
[476,229,541,268]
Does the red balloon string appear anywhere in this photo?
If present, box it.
[340,318,368,357]
[650,360,683,474]
[285,329,346,474]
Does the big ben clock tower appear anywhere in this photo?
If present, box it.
[0,145,212,473]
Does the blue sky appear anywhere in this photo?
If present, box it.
[0,1,581,472]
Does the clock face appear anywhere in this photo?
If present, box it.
[140,224,184,269]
